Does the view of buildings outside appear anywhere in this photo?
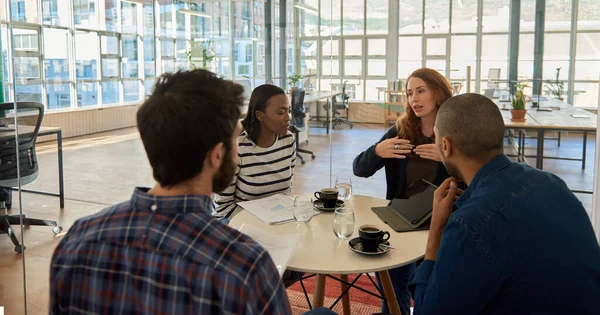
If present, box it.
[0,0,597,109]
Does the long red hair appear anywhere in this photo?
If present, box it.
[396,68,453,142]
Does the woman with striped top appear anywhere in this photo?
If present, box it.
[213,84,296,222]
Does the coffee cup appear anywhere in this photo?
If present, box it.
[314,188,339,208]
[358,224,390,252]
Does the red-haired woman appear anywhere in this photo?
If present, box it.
[353,68,455,314]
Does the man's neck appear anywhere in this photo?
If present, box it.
[459,152,503,186]
[148,179,213,197]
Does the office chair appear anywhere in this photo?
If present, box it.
[488,68,501,89]
[0,102,62,253]
[289,89,315,164]
[330,81,353,129]
[451,82,463,95]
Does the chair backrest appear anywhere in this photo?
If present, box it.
[451,82,463,95]
[0,102,44,187]
[488,68,501,89]
[290,89,306,130]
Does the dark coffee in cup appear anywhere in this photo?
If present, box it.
[314,188,339,208]
[358,224,390,252]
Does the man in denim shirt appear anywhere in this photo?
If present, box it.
[410,93,600,314]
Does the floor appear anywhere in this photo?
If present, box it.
[0,123,596,314]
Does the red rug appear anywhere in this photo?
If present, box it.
[286,274,382,310]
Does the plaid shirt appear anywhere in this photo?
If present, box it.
[50,187,291,315]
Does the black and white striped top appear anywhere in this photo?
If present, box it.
[213,130,296,219]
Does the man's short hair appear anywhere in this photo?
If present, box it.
[435,93,505,159]
[137,70,244,187]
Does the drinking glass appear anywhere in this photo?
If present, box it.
[335,176,353,201]
[293,195,314,223]
[332,205,355,239]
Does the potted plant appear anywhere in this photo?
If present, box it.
[544,67,565,101]
[510,82,528,122]
[186,40,217,71]
[287,73,302,93]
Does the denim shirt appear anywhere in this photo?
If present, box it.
[410,155,600,315]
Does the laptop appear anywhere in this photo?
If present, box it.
[371,179,437,233]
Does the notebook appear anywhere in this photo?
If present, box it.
[238,223,301,276]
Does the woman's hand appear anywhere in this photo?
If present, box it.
[375,138,413,159]
[414,144,442,162]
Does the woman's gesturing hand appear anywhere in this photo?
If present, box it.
[375,137,413,159]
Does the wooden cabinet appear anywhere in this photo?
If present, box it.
[384,90,405,125]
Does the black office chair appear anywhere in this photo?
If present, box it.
[289,89,315,164]
[331,81,353,129]
[0,102,62,253]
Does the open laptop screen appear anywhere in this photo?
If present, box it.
[389,180,437,224]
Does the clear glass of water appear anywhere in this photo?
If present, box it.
[294,195,314,223]
[333,205,355,239]
[335,176,353,201]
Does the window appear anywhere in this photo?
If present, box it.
[11,0,27,23]
[482,0,509,32]
[47,83,71,109]
[143,38,155,79]
[102,0,118,32]
[425,0,450,34]
[320,0,341,35]
[123,80,139,102]
[234,1,252,38]
[74,0,98,28]
[298,0,318,36]
[122,1,138,35]
[400,0,423,34]
[101,81,120,104]
[343,0,364,35]
[77,82,98,106]
[578,0,600,31]
[75,32,99,80]
[44,29,70,82]
[452,0,478,33]
[143,4,154,36]
[122,36,139,78]
[160,0,174,37]
[367,0,388,35]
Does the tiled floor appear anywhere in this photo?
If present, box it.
[0,123,596,314]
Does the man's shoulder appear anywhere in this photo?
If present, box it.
[453,163,575,230]
[60,200,132,242]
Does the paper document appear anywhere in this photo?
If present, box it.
[237,194,296,224]
[238,223,301,276]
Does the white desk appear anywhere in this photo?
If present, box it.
[230,194,428,315]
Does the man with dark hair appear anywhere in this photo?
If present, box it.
[50,70,297,314]
[410,93,600,314]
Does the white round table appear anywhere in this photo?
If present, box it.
[230,194,428,315]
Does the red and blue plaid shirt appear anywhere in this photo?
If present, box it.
[50,187,291,315]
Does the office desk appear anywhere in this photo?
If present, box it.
[496,99,597,193]
[305,91,342,134]
[0,125,64,208]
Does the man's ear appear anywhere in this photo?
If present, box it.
[206,142,224,170]
[441,136,453,158]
